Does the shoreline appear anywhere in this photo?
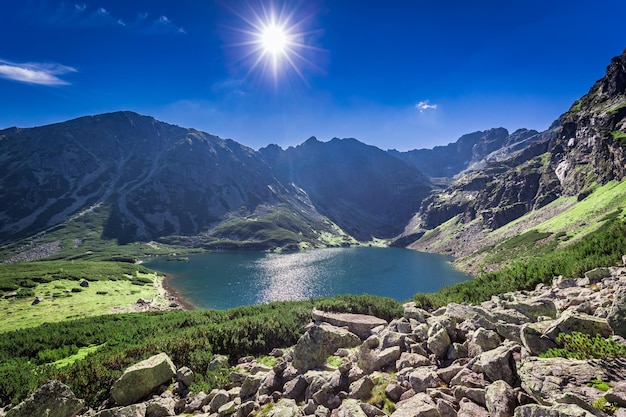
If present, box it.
[161,274,196,311]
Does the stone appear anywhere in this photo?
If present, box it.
[385,384,405,402]
[236,401,257,417]
[337,399,368,417]
[501,298,558,321]
[584,268,611,282]
[177,366,195,387]
[544,310,613,341]
[472,342,519,386]
[437,399,457,417]
[358,342,401,374]
[427,327,451,359]
[485,380,516,417]
[457,398,489,417]
[607,287,626,338]
[5,380,84,417]
[395,352,430,370]
[359,403,386,417]
[209,390,231,413]
[513,404,595,417]
[111,353,176,406]
[208,354,230,371]
[520,321,558,355]
[517,357,608,405]
[449,368,488,388]
[283,375,308,400]
[408,367,444,393]
[312,309,388,340]
[467,328,501,357]
[145,397,177,417]
[437,364,464,385]
[80,280,89,287]
[606,381,626,407]
[240,374,264,399]
[391,392,438,417]
[403,303,429,323]
[349,376,374,400]
[31,296,43,305]
[293,323,361,371]
[218,400,237,416]
[93,403,147,417]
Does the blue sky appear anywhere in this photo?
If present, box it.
[1,1,625,151]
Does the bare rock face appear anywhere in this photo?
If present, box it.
[608,287,626,338]
[5,380,84,417]
[111,352,176,406]
[292,323,361,372]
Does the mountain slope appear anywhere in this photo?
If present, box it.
[407,48,626,271]
[260,137,432,240]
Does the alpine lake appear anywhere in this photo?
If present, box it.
[144,247,471,310]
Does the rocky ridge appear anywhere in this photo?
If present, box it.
[5,263,626,417]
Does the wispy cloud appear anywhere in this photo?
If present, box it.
[416,100,438,112]
[0,60,76,86]
[30,3,185,34]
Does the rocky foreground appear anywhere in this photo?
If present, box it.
[4,264,626,417]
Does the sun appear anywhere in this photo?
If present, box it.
[259,23,290,56]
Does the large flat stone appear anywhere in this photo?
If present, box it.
[312,309,388,340]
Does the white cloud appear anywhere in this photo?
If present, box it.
[416,100,438,112]
[0,60,76,86]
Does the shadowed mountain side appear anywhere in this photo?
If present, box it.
[260,137,432,240]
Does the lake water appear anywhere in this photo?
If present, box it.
[144,247,471,310]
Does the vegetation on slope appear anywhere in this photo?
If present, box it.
[0,295,400,407]
[414,213,626,308]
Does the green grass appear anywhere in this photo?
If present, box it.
[52,344,105,368]
[611,130,626,146]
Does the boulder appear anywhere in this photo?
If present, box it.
[349,376,374,400]
[467,328,501,357]
[208,354,230,371]
[457,398,489,417]
[517,357,608,405]
[584,268,611,282]
[240,374,265,399]
[437,399,458,417]
[513,404,596,417]
[312,309,388,340]
[292,323,361,371]
[408,367,444,393]
[176,366,195,387]
[607,287,626,338]
[358,339,401,374]
[606,381,626,407]
[359,403,387,417]
[396,352,430,370]
[283,375,308,400]
[209,389,230,412]
[427,327,451,359]
[472,342,519,386]
[5,380,84,417]
[520,321,558,356]
[500,297,558,321]
[485,380,516,417]
[338,399,369,417]
[403,303,429,323]
[93,403,147,417]
[544,310,613,341]
[391,392,438,417]
[111,352,176,406]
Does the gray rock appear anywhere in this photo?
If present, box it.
[208,355,230,371]
[472,342,519,386]
[293,323,361,371]
[5,380,85,417]
[437,364,464,385]
[544,310,613,341]
[606,381,626,407]
[236,401,257,417]
[395,352,430,370]
[449,368,488,388]
[358,343,401,374]
[517,357,608,405]
[259,371,283,396]
[337,399,368,417]
[408,367,444,393]
[437,399,457,417]
[312,309,387,340]
[520,321,558,356]
[385,384,405,402]
[584,268,611,282]
[513,404,595,417]
[209,390,231,413]
[176,366,195,387]
[93,403,147,417]
[427,327,451,359]
[467,328,501,357]
[447,342,468,360]
[283,375,308,400]
[391,392,438,417]
[218,400,238,416]
[403,303,429,323]
[349,377,374,400]
[112,353,177,406]
[359,403,386,417]
[496,322,523,344]
[485,380,516,417]
[457,398,489,417]
[501,298,558,321]
[240,374,264,399]
[607,287,626,338]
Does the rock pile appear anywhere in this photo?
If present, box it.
[4,266,626,417]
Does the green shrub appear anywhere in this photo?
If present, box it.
[541,332,626,360]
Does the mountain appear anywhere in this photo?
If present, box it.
[406,48,626,268]
[0,113,432,257]
[388,127,543,179]
[260,137,431,240]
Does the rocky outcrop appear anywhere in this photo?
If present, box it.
[111,352,176,406]
[7,265,626,417]
[5,380,84,417]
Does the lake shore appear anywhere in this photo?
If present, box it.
[162,274,196,311]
